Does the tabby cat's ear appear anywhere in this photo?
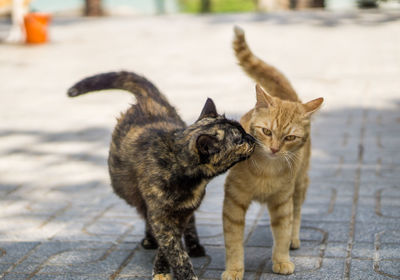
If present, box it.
[198,98,218,120]
[255,84,274,108]
[303,97,324,118]
[196,134,220,156]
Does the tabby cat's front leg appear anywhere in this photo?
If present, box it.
[222,184,251,280]
[150,215,198,280]
[267,193,295,275]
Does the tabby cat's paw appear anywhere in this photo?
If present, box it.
[221,270,244,280]
[187,243,206,257]
[290,238,301,250]
[141,237,158,250]
[152,273,172,280]
[272,261,295,275]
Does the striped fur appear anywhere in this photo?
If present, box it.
[232,26,299,102]
[222,28,323,279]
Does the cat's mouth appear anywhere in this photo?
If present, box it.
[257,145,281,160]
[266,153,280,159]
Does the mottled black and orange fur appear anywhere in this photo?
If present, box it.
[68,71,255,280]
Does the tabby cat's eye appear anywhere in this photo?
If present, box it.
[285,135,297,141]
[262,128,272,136]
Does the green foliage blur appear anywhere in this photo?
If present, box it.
[178,0,257,13]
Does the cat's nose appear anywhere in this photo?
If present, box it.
[270,147,279,154]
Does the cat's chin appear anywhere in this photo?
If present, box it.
[266,153,280,160]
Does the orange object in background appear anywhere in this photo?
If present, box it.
[24,12,51,44]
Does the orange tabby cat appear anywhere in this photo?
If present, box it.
[222,26,324,279]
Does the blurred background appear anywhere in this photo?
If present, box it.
[1,0,400,17]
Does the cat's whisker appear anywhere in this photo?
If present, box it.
[254,138,264,147]
[288,151,300,161]
[251,157,263,173]
[283,153,294,175]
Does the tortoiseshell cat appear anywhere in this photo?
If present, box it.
[67,71,255,280]
[222,27,323,279]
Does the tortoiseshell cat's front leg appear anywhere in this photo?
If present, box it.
[184,215,205,257]
[153,250,172,280]
[150,215,198,280]
[142,214,205,257]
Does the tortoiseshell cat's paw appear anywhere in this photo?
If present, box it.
[290,238,301,250]
[187,243,206,257]
[221,270,244,280]
[141,237,158,249]
[272,261,295,274]
[152,273,172,280]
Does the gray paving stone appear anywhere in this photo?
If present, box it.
[349,260,392,280]
[116,248,154,277]
[0,242,39,263]
[378,260,400,278]
[325,242,348,258]
[31,275,110,280]
[38,250,131,275]
[301,221,349,243]
[246,225,326,247]
[380,243,400,260]
[355,223,400,243]
[0,263,12,273]
[23,242,112,263]
[200,269,257,280]
[352,242,375,259]
[2,273,33,280]
[11,261,40,274]
[260,258,345,279]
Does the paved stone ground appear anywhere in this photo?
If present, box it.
[0,10,400,280]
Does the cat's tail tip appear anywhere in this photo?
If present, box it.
[67,87,80,97]
[233,25,245,38]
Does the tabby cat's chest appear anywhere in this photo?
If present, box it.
[251,172,293,202]
[238,155,297,202]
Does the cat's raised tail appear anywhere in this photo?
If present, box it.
[233,26,299,102]
[67,71,179,119]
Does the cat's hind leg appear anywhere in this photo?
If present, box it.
[184,214,206,257]
[142,219,158,249]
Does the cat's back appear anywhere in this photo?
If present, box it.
[107,103,185,188]
[111,104,184,153]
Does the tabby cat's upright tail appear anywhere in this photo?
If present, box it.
[233,26,299,102]
[67,71,180,119]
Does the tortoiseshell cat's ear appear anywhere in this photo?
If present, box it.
[196,134,220,157]
[198,98,218,120]
[303,97,324,118]
[255,84,275,108]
